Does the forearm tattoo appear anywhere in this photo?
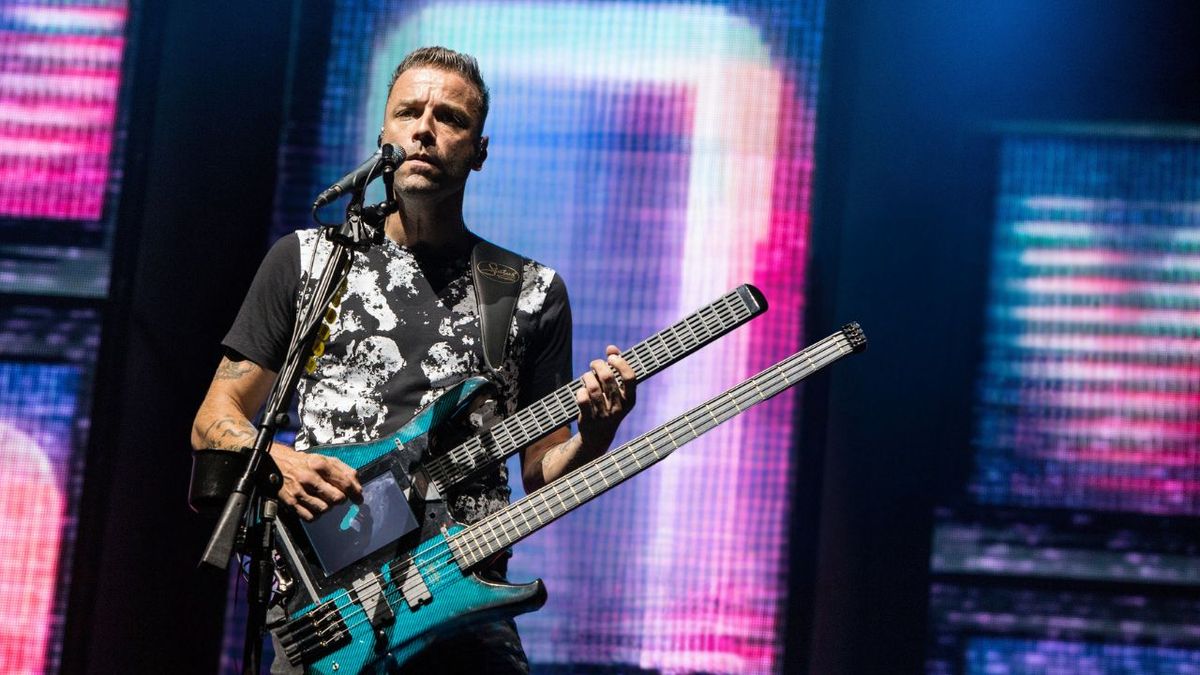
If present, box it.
[540,437,577,472]
[215,359,258,380]
[202,416,256,451]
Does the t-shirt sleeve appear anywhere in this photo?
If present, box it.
[518,271,573,410]
[221,233,301,372]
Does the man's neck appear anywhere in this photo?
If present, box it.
[385,191,473,253]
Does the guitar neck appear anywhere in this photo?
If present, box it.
[448,323,867,568]
[424,284,767,492]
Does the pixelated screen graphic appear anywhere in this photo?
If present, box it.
[243,1,825,672]
[0,304,100,674]
[927,128,1200,673]
[0,357,87,674]
[927,583,1200,675]
[970,131,1200,517]
[0,0,131,670]
[0,0,129,297]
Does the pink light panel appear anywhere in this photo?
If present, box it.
[0,0,127,221]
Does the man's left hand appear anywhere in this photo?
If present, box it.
[576,344,638,452]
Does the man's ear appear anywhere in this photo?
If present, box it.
[473,136,489,170]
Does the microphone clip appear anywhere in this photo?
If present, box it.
[316,144,403,249]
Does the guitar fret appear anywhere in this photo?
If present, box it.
[461,531,480,568]
[514,412,535,443]
[487,515,504,550]
[494,425,514,454]
[646,343,665,370]
[704,402,721,425]
[667,326,683,352]
[506,506,520,536]
[679,321,696,347]
[683,415,699,438]
[625,346,646,374]
[665,426,680,449]
[537,398,558,424]
[471,530,488,568]
[553,483,570,514]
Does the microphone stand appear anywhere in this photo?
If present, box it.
[199,146,400,674]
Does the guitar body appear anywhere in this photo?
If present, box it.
[305,374,492,474]
[274,375,546,673]
[289,527,546,675]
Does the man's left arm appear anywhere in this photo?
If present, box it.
[520,345,637,492]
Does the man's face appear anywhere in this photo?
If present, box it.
[381,66,487,200]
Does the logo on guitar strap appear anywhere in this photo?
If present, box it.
[475,260,519,284]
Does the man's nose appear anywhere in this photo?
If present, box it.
[411,110,435,144]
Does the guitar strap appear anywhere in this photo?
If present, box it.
[470,238,525,372]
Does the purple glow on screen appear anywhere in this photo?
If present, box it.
[0,0,126,221]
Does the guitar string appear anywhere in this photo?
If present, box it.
[280,335,851,658]
[280,334,851,657]
[426,290,752,486]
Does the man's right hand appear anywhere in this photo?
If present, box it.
[271,446,363,521]
[192,355,363,521]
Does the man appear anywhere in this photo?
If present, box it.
[191,46,637,672]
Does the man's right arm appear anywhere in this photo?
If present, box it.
[191,355,361,520]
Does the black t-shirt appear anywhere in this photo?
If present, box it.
[223,228,572,523]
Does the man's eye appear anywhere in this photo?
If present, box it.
[395,109,416,118]
[437,111,467,128]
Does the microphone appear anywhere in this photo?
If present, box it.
[312,146,406,208]
[380,143,403,177]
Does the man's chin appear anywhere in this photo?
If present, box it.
[395,176,465,200]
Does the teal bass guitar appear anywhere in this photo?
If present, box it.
[273,322,866,673]
[268,285,767,665]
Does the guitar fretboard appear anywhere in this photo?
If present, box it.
[447,323,866,568]
[423,285,766,492]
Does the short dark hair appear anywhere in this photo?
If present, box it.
[387,46,490,133]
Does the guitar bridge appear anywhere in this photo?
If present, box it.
[276,601,351,667]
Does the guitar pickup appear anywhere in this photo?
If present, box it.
[351,571,397,654]
[398,559,432,609]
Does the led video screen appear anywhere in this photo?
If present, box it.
[0,0,128,297]
[0,304,101,673]
[928,129,1200,673]
[0,1,130,671]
